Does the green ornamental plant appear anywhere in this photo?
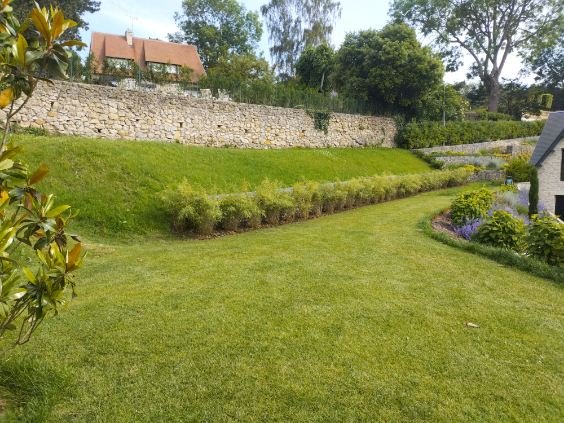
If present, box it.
[504,154,534,183]
[473,210,526,251]
[163,168,473,237]
[450,188,495,226]
[255,179,295,225]
[0,0,85,345]
[219,193,261,231]
[529,167,539,217]
[292,181,316,220]
[527,215,564,265]
[162,181,221,235]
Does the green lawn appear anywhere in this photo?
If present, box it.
[14,134,430,237]
[1,188,562,422]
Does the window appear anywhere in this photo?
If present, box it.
[561,149,564,181]
[106,57,133,68]
[147,62,178,74]
[556,196,564,219]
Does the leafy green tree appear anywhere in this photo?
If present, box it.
[390,0,564,112]
[498,79,542,119]
[202,54,273,86]
[0,1,85,346]
[200,53,274,101]
[261,0,341,78]
[526,31,564,89]
[458,82,488,109]
[12,0,100,41]
[417,84,469,121]
[333,24,444,117]
[169,0,262,69]
[295,44,335,92]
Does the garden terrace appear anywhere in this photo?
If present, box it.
[15,134,430,237]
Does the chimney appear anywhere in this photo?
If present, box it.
[125,29,133,46]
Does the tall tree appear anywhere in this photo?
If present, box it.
[333,24,444,117]
[295,44,335,92]
[390,0,563,112]
[169,0,262,69]
[526,31,564,88]
[261,0,341,78]
[12,0,100,41]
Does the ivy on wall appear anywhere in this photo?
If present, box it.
[307,110,332,134]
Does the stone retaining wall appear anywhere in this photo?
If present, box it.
[7,81,397,149]
[415,137,537,156]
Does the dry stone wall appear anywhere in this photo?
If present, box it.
[415,137,538,156]
[9,81,397,149]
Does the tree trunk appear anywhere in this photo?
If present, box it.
[486,76,501,112]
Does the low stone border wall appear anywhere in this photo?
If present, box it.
[469,170,505,182]
[434,155,505,167]
[415,137,537,156]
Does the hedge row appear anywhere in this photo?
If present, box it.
[162,168,473,236]
[465,109,514,121]
[398,120,545,149]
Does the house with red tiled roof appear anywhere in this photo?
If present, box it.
[89,30,206,82]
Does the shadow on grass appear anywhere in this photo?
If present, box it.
[0,356,69,422]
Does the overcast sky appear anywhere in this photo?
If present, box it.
[80,0,528,84]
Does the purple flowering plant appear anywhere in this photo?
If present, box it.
[455,218,483,240]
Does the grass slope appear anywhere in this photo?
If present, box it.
[1,188,562,422]
[14,135,430,237]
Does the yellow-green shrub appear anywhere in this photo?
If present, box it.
[163,182,221,235]
[450,188,495,226]
[164,168,473,236]
[219,194,262,231]
[255,179,295,224]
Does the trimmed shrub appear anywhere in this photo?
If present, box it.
[163,181,221,235]
[473,210,526,251]
[527,215,564,265]
[321,183,347,213]
[292,181,319,219]
[365,176,387,203]
[466,109,514,121]
[164,168,473,236]
[450,188,495,226]
[538,93,553,110]
[504,154,534,182]
[342,179,364,208]
[397,174,423,197]
[398,120,545,149]
[219,194,262,231]
[255,179,295,225]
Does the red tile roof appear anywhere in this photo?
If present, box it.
[90,31,206,82]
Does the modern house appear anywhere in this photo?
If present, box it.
[530,111,564,218]
[89,30,206,82]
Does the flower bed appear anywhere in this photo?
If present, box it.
[427,186,564,282]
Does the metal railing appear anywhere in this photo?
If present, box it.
[65,71,374,116]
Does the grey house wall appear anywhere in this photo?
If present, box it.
[537,138,564,213]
